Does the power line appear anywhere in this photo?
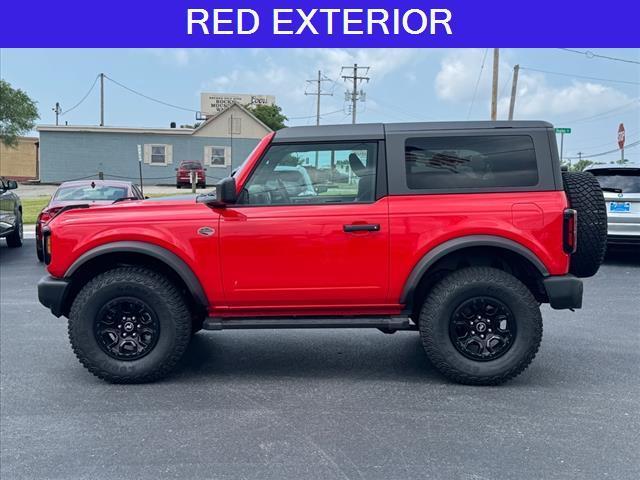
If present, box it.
[288,109,344,120]
[520,66,640,86]
[467,48,489,120]
[561,98,640,124]
[61,75,100,116]
[558,48,640,65]
[566,140,640,159]
[104,75,199,113]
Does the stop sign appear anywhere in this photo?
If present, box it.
[618,123,625,149]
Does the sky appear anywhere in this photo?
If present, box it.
[1,48,638,164]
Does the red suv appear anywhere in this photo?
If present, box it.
[176,160,206,189]
[38,121,607,385]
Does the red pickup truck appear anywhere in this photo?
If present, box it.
[38,121,607,385]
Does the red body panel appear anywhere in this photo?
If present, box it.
[387,192,569,302]
[46,132,570,318]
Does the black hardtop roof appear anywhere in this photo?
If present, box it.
[273,121,554,143]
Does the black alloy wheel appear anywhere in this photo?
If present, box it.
[449,296,516,362]
[94,297,160,361]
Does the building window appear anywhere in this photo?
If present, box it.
[228,117,241,135]
[205,146,231,167]
[144,144,172,166]
[151,145,166,164]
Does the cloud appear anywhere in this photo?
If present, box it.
[435,49,633,119]
[142,48,208,66]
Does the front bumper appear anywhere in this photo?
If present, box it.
[38,275,71,317]
[543,275,583,310]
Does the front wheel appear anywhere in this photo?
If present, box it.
[419,267,542,385]
[68,267,192,383]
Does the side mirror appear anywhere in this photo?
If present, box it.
[198,176,236,207]
[6,180,18,190]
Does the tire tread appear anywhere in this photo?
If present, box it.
[68,266,191,383]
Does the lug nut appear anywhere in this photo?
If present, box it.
[480,334,485,339]
[132,333,136,337]
[122,332,127,337]
[471,331,476,335]
[488,329,492,332]
[117,325,121,328]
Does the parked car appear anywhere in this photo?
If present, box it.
[0,178,23,248]
[35,180,143,261]
[38,121,607,385]
[585,164,640,247]
[176,161,206,189]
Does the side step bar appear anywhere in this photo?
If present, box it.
[203,316,415,331]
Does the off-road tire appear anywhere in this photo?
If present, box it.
[419,267,543,386]
[68,267,191,383]
[6,212,23,248]
[562,171,607,278]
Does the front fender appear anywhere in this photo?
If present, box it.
[65,241,208,307]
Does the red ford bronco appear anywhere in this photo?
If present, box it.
[38,121,607,385]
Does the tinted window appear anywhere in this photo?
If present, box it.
[240,142,377,205]
[590,169,640,193]
[405,135,538,190]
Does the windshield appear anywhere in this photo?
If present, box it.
[54,185,129,201]
[590,169,640,193]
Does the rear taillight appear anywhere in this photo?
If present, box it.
[42,227,52,265]
[40,207,63,224]
[563,208,578,254]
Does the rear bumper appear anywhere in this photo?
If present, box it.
[543,275,583,310]
[607,234,640,246]
[38,275,71,317]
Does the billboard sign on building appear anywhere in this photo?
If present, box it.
[200,93,276,116]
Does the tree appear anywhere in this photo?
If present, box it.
[0,80,39,147]
[249,104,287,131]
[569,159,595,172]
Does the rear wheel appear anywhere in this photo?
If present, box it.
[6,212,23,248]
[562,171,607,278]
[68,267,191,383]
[419,267,542,385]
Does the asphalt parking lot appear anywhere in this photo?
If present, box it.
[1,240,639,480]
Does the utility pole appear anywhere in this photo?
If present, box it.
[508,64,520,120]
[52,102,61,126]
[341,64,370,124]
[491,48,499,121]
[99,73,105,126]
[230,113,234,169]
[305,70,333,126]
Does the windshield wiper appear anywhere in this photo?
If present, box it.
[112,196,143,204]
[601,187,623,193]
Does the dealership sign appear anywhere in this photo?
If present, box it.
[200,93,276,115]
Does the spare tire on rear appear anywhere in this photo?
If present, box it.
[562,171,607,278]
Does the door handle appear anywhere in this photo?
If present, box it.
[343,223,380,233]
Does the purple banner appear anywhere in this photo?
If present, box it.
[2,0,639,47]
